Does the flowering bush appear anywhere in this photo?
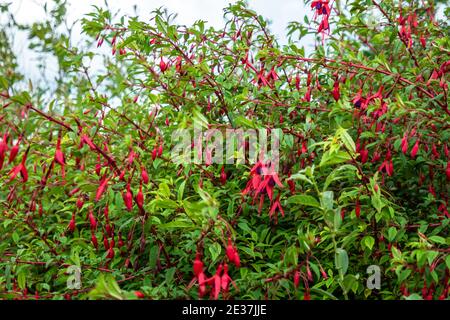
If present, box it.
[0,0,449,300]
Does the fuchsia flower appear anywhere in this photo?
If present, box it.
[225,238,241,268]
[332,80,340,101]
[8,138,20,164]
[68,213,76,232]
[311,1,331,40]
[203,264,223,300]
[141,167,149,184]
[136,184,144,209]
[123,184,133,211]
[193,253,204,277]
[0,132,9,170]
[411,140,420,158]
[159,58,168,72]
[95,177,109,202]
[221,263,237,293]
[269,194,285,220]
[401,133,409,154]
[242,161,284,220]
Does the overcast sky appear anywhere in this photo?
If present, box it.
[3,0,312,84]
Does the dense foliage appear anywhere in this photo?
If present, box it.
[0,0,449,300]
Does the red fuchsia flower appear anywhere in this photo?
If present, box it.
[306,262,313,282]
[320,267,328,280]
[340,207,346,220]
[287,174,296,194]
[332,80,340,101]
[8,151,28,183]
[295,74,301,90]
[254,68,271,88]
[118,232,124,248]
[123,184,133,211]
[221,263,237,293]
[136,184,144,209]
[242,161,284,218]
[204,264,223,300]
[439,288,449,300]
[193,253,204,277]
[428,184,436,197]
[141,167,149,184]
[266,67,279,83]
[81,134,96,151]
[159,58,168,72]
[304,86,312,102]
[431,144,439,159]
[107,247,115,260]
[311,1,331,41]
[91,231,98,250]
[95,156,102,176]
[360,147,369,164]
[55,138,65,166]
[269,194,285,220]
[95,177,109,202]
[352,89,365,109]
[68,213,76,232]
[293,270,301,288]
[88,209,97,231]
[255,174,283,202]
[355,199,361,218]
[411,140,420,158]
[225,238,241,268]
[220,166,227,185]
[0,132,9,170]
[128,149,136,165]
[76,197,84,209]
[401,133,409,154]
[420,35,426,47]
[103,233,109,251]
[372,150,381,162]
[8,138,20,164]
[197,271,207,298]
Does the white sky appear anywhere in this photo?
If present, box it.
[3,0,313,84]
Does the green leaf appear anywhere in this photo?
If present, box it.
[320,150,352,167]
[428,236,446,245]
[362,236,375,251]
[427,251,439,266]
[321,191,334,210]
[338,127,356,153]
[288,173,313,185]
[17,269,26,290]
[208,242,222,263]
[165,267,176,284]
[287,195,320,208]
[177,180,186,202]
[335,248,349,276]
[387,227,397,242]
[158,219,194,229]
[310,287,338,300]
